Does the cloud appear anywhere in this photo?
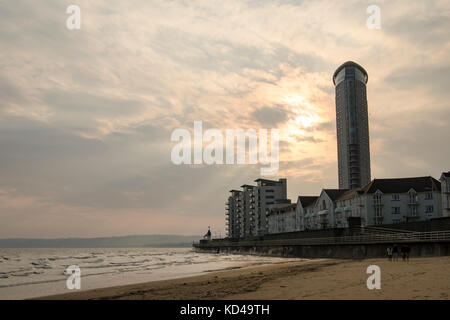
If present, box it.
[0,0,449,237]
[251,105,291,126]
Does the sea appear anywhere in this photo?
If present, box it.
[0,247,301,299]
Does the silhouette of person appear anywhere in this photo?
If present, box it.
[204,226,211,241]
[392,244,399,262]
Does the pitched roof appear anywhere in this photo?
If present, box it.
[336,188,364,201]
[323,189,350,201]
[267,203,296,216]
[254,178,280,183]
[362,176,441,194]
[297,196,318,208]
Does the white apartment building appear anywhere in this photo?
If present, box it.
[267,203,296,234]
[357,176,442,225]
[440,172,450,217]
[295,175,444,231]
[228,173,448,237]
[295,196,318,231]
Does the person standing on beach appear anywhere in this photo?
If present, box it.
[392,244,399,261]
[387,246,393,261]
[405,245,411,262]
[400,245,406,261]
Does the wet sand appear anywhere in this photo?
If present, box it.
[38,256,450,300]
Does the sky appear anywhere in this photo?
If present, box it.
[0,0,449,238]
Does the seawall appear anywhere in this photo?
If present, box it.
[194,241,450,259]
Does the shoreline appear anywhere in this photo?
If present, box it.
[36,256,450,300]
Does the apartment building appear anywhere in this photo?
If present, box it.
[225,190,242,238]
[440,171,450,217]
[226,178,288,238]
[267,203,296,234]
[254,178,287,235]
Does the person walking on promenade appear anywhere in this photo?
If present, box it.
[204,226,212,241]
[392,244,399,262]
[387,246,393,261]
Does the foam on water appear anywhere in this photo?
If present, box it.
[0,247,304,299]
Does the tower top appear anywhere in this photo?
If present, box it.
[333,61,368,85]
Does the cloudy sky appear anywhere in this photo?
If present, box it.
[0,0,449,238]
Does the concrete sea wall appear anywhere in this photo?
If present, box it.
[194,242,450,259]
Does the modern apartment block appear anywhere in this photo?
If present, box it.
[241,184,257,237]
[226,178,288,238]
[228,173,448,237]
[333,61,371,189]
[254,178,287,235]
[225,190,242,238]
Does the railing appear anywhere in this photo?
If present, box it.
[193,230,450,248]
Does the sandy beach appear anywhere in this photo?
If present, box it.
[38,256,450,300]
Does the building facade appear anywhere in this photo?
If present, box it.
[439,172,450,217]
[254,178,287,235]
[225,190,242,238]
[226,178,288,238]
[295,196,318,231]
[333,61,371,189]
[267,203,296,234]
[241,184,257,237]
[294,176,444,232]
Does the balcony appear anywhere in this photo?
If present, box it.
[373,216,384,224]
[318,209,329,216]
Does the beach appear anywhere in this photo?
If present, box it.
[39,256,450,300]
[0,247,302,299]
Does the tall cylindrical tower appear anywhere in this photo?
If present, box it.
[333,61,371,189]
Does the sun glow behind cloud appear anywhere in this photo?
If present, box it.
[0,0,449,237]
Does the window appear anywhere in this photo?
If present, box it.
[425,193,433,200]
[375,207,383,217]
[425,205,434,213]
[391,207,401,214]
[266,189,274,193]
[391,194,400,201]
[373,194,382,205]
[392,219,401,224]
[409,192,418,203]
